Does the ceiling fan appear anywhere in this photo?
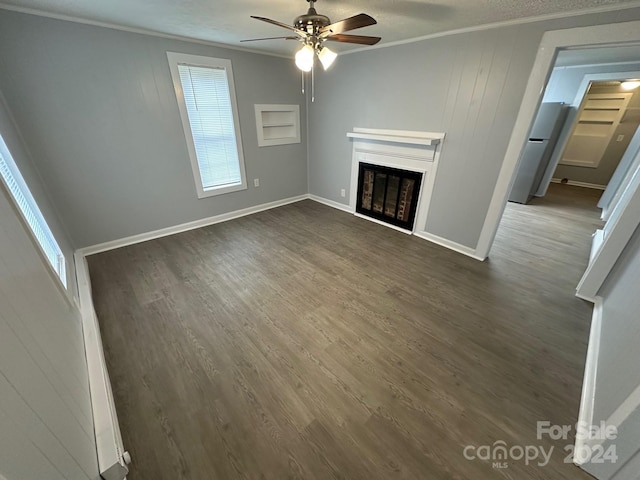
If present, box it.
[242,0,381,72]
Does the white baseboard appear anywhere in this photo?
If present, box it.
[74,252,129,480]
[308,194,353,213]
[575,291,597,303]
[308,194,485,261]
[574,296,603,465]
[551,178,607,190]
[414,231,486,261]
[353,212,413,234]
[77,194,309,256]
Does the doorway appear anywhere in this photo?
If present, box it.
[549,79,640,194]
[503,49,640,238]
[476,21,640,260]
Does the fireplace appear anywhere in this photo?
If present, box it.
[357,163,423,230]
[347,128,445,235]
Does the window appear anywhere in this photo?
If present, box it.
[167,52,247,198]
[0,134,66,287]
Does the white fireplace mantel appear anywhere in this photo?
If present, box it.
[346,129,441,146]
[346,127,445,235]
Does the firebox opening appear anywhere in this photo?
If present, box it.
[356,162,423,231]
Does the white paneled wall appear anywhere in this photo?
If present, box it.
[0,185,98,479]
[307,8,640,250]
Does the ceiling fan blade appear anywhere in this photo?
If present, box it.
[326,34,381,45]
[250,16,305,37]
[240,36,298,42]
[320,13,376,36]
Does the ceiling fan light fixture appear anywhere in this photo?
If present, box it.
[318,46,337,70]
[295,44,314,72]
[621,80,640,90]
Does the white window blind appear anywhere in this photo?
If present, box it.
[167,53,247,198]
[178,64,241,189]
[0,135,66,287]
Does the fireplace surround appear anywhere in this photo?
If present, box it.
[347,128,445,234]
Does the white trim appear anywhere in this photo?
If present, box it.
[346,129,442,146]
[577,161,640,299]
[0,135,70,293]
[475,20,640,261]
[308,193,485,259]
[557,60,640,70]
[575,291,597,303]
[0,177,73,307]
[346,128,444,236]
[574,297,603,463]
[0,3,290,59]
[575,298,640,471]
[590,229,605,262]
[602,126,640,221]
[339,2,640,56]
[414,231,485,261]
[77,194,309,256]
[166,52,248,199]
[308,194,352,213]
[536,70,640,198]
[550,178,607,190]
[254,104,301,147]
[5,1,640,62]
[346,132,439,146]
[353,212,413,234]
[353,128,446,140]
[74,252,129,480]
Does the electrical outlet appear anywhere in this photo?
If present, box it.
[340,188,346,197]
[617,135,625,142]
[253,178,260,187]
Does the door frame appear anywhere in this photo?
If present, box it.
[476,20,640,260]
[536,69,640,198]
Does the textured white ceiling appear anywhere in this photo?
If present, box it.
[2,0,640,56]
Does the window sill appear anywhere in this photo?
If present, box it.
[196,182,247,199]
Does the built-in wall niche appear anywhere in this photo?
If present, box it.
[254,104,301,147]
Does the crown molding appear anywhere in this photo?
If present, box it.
[2,1,640,60]
[340,1,640,56]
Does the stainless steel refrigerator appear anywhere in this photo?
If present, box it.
[509,102,568,204]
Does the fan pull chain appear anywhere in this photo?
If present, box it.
[311,61,315,103]
[301,70,305,95]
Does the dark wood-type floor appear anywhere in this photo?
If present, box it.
[88,183,603,480]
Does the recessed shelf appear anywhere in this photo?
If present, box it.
[255,104,301,147]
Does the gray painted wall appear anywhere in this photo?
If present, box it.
[0,10,308,248]
[593,224,640,424]
[582,224,640,480]
[552,82,640,187]
[308,8,640,249]
[0,182,98,479]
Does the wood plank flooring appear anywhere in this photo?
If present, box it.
[88,183,603,479]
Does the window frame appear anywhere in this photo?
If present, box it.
[0,133,67,289]
[167,52,248,198]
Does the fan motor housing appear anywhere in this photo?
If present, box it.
[294,8,330,34]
